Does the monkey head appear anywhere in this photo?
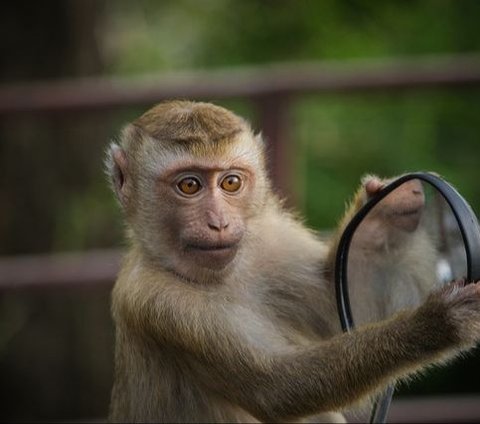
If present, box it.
[106,101,269,281]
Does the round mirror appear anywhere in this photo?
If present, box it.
[334,172,480,423]
[348,178,467,326]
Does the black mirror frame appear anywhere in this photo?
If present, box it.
[334,172,480,423]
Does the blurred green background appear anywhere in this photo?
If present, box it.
[1,0,480,421]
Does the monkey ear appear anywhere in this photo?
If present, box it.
[106,143,129,208]
[254,132,266,146]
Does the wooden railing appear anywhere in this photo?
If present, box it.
[3,54,480,115]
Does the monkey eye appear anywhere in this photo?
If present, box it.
[220,174,242,193]
[177,177,202,195]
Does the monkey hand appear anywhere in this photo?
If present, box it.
[415,280,480,352]
[362,174,388,200]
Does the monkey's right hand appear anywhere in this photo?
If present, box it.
[414,280,480,352]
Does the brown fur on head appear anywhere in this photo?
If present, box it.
[134,100,247,146]
[106,101,270,282]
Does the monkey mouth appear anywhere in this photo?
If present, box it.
[184,241,240,268]
[394,207,422,217]
[389,207,423,232]
[186,242,239,252]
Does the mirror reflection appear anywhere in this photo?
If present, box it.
[347,179,467,325]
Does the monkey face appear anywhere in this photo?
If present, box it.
[147,139,265,277]
[377,179,426,232]
[364,177,426,233]
[352,179,426,251]
[122,140,266,279]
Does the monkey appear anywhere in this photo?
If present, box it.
[106,100,480,423]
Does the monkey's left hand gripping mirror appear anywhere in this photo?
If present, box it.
[334,172,480,424]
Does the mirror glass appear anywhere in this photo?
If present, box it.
[346,179,468,326]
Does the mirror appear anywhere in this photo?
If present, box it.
[347,178,467,326]
[334,172,480,423]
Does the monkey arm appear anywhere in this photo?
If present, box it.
[114,275,462,422]
[198,314,459,422]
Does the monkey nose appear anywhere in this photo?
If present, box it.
[208,220,229,232]
[206,212,229,232]
[407,180,424,196]
[208,222,228,231]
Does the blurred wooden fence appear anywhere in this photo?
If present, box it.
[2,54,480,422]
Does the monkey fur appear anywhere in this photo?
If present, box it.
[106,101,480,423]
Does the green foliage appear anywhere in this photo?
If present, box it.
[105,0,480,72]
[293,90,480,230]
